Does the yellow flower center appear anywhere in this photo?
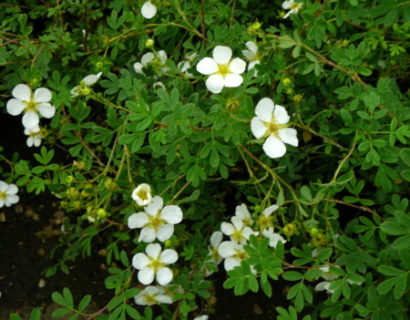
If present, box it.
[258,215,273,230]
[218,64,230,76]
[149,258,164,271]
[148,215,165,231]
[145,294,157,304]
[264,118,287,137]
[233,250,248,261]
[0,191,7,199]
[25,100,37,112]
[232,230,244,243]
[291,3,302,10]
[137,189,149,201]
[211,247,220,261]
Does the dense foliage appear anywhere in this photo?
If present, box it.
[1,0,410,319]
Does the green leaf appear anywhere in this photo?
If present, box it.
[400,148,410,166]
[380,221,407,235]
[282,271,303,281]
[78,295,92,312]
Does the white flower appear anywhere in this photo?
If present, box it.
[127,196,183,242]
[134,286,173,305]
[141,1,157,19]
[132,243,178,285]
[71,72,102,97]
[250,98,298,158]
[242,41,260,71]
[131,183,152,206]
[234,203,253,226]
[6,84,55,129]
[196,45,246,94]
[134,51,168,75]
[318,265,340,281]
[262,228,287,248]
[221,216,258,244]
[208,231,223,265]
[194,316,209,320]
[315,281,334,294]
[177,52,197,77]
[282,0,303,19]
[24,125,43,147]
[0,180,19,208]
[218,240,248,271]
[257,204,278,231]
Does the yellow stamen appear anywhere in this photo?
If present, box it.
[218,64,230,75]
[0,191,7,199]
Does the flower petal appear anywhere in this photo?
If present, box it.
[37,103,56,118]
[213,46,232,64]
[210,231,223,248]
[6,184,18,195]
[138,227,157,243]
[156,294,173,304]
[156,224,174,242]
[255,98,274,122]
[141,1,157,19]
[134,62,144,74]
[146,243,162,259]
[138,267,155,285]
[229,58,246,74]
[205,74,224,94]
[278,128,298,147]
[224,258,240,271]
[246,41,258,54]
[0,181,7,192]
[5,195,19,206]
[12,84,31,101]
[6,99,26,116]
[128,212,149,229]
[158,50,167,63]
[145,196,163,216]
[141,52,155,65]
[132,253,150,269]
[263,135,287,158]
[160,249,178,264]
[156,267,173,286]
[224,73,243,88]
[196,57,218,75]
[161,205,183,224]
[263,205,278,217]
[250,117,267,139]
[218,241,237,258]
[22,111,39,129]
[273,104,290,124]
[221,222,235,236]
[82,72,102,86]
[34,88,52,103]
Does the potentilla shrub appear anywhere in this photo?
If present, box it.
[1,0,410,319]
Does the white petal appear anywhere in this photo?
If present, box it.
[5,194,19,206]
[221,222,234,236]
[134,295,148,306]
[82,72,102,86]
[12,84,31,101]
[34,88,52,103]
[161,205,183,224]
[37,103,55,118]
[138,227,157,243]
[273,104,290,124]
[138,267,155,285]
[206,74,224,94]
[157,50,167,64]
[248,61,260,71]
[255,98,274,122]
[210,231,223,248]
[33,137,41,147]
[156,294,173,304]
[156,267,173,285]
[128,212,149,229]
[223,73,243,88]
[0,181,7,192]
[229,58,246,74]
[224,258,240,271]
[278,128,298,147]
[213,46,232,64]
[22,111,39,129]
[242,49,254,60]
[134,62,144,74]
[0,199,4,208]
[246,41,258,54]
[146,243,162,259]
[156,224,174,242]
[196,57,218,75]
[263,205,278,217]
[282,0,293,9]
[141,52,155,65]
[263,135,287,158]
[27,137,34,147]
[141,1,157,19]
[250,117,267,139]
[145,196,163,216]
[160,249,178,264]
[6,184,18,195]
[6,99,26,116]
[132,253,150,269]
[218,241,236,258]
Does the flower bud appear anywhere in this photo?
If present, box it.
[283,223,297,236]
[225,98,240,111]
[282,78,292,86]
[145,38,154,48]
[65,175,75,184]
[97,208,108,218]
[248,21,261,34]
